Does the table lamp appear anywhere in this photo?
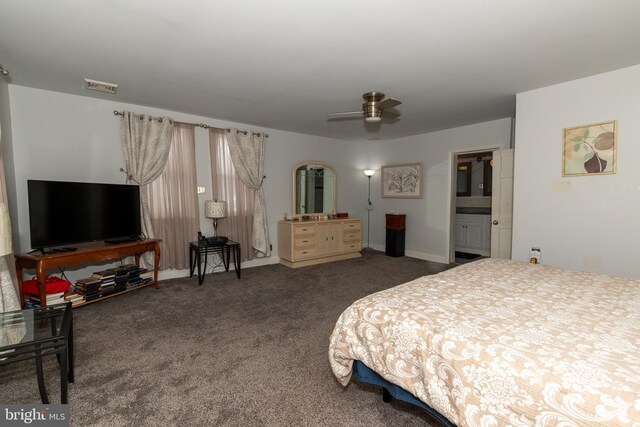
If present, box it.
[204,200,227,237]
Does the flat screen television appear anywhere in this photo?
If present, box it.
[28,180,141,249]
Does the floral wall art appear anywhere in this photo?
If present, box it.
[381,163,422,198]
[562,120,617,176]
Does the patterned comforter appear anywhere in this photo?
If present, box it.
[329,258,640,426]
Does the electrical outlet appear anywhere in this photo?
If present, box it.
[530,248,541,264]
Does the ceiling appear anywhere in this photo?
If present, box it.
[1,1,639,141]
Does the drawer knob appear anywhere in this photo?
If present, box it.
[492,220,499,225]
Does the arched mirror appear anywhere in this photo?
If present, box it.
[292,161,336,215]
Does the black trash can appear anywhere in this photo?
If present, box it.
[385,213,406,257]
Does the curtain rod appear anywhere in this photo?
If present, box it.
[113,110,269,137]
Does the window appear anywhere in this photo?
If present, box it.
[147,124,199,269]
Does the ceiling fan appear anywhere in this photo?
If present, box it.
[328,91,402,123]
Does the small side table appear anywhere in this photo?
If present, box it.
[0,303,74,404]
[189,240,241,285]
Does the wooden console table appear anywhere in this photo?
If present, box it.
[15,239,160,308]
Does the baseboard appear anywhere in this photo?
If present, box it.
[404,250,448,264]
[244,256,281,268]
[156,248,450,281]
[157,256,281,282]
[367,243,449,264]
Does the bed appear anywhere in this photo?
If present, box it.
[329,258,640,426]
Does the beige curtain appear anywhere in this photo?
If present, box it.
[120,111,174,265]
[147,124,199,269]
[226,129,271,257]
[120,112,174,239]
[209,129,255,261]
[1,122,25,347]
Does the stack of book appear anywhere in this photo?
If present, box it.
[92,268,117,296]
[113,268,130,292]
[66,265,154,305]
[73,277,102,302]
[124,265,153,288]
[27,291,66,307]
[64,292,84,307]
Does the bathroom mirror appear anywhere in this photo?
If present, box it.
[292,161,336,215]
[456,162,472,196]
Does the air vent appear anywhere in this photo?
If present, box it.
[84,78,118,94]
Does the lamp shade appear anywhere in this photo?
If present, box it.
[204,200,227,219]
[0,203,12,256]
[363,169,376,177]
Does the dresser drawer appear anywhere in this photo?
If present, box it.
[294,247,317,259]
[344,221,360,231]
[344,242,360,253]
[294,236,316,248]
[293,224,316,237]
[343,232,361,242]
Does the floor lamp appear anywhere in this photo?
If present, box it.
[363,169,376,248]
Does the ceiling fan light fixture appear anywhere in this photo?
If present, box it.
[328,91,401,124]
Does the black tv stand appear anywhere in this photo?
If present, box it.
[105,236,141,244]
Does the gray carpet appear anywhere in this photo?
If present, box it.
[0,250,452,426]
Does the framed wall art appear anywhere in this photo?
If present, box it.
[381,163,422,198]
[562,120,617,176]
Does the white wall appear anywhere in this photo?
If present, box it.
[6,84,513,282]
[513,64,640,279]
[7,85,368,280]
[365,118,512,262]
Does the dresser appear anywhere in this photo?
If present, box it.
[278,219,362,268]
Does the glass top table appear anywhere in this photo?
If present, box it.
[189,240,241,285]
[0,303,74,403]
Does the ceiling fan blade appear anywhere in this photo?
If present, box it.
[381,109,400,118]
[377,98,402,110]
[327,111,364,118]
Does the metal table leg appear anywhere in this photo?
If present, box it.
[68,312,74,383]
[224,245,231,272]
[198,249,207,286]
[234,245,241,279]
[60,349,68,404]
[34,345,49,404]
[189,245,195,277]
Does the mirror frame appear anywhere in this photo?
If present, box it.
[291,160,337,216]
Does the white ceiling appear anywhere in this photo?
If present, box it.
[1,0,639,141]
